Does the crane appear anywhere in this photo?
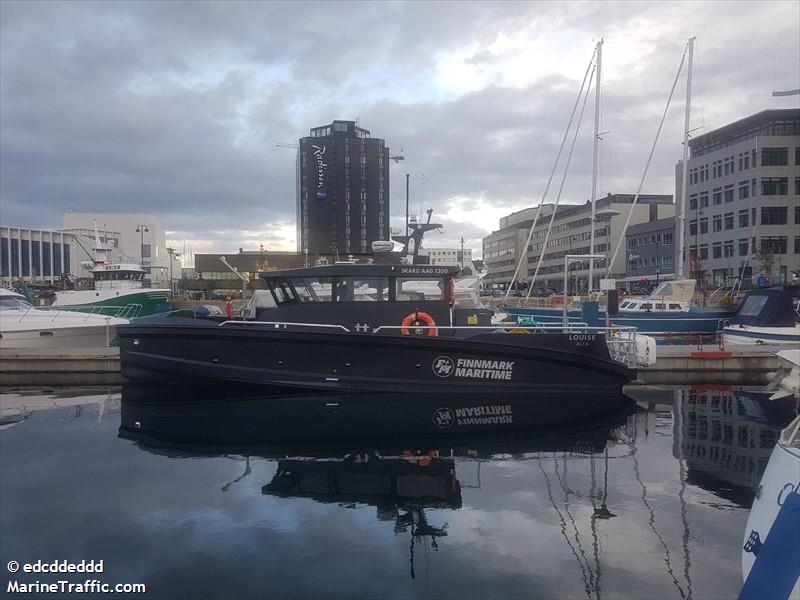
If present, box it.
[276,143,299,149]
[390,147,405,163]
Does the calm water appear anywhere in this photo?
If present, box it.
[1,385,797,599]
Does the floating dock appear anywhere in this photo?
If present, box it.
[0,344,785,387]
[0,348,123,386]
[635,344,783,385]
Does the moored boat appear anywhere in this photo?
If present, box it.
[51,224,169,318]
[504,279,735,335]
[723,287,800,346]
[740,412,800,600]
[118,263,637,396]
[0,288,128,349]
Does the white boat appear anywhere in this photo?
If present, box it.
[50,223,169,318]
[723,287,800,347]
[740,408,800,600]
[0,288,128,350]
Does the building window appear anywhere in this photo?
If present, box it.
[712,190,722,205]
[724,188,734,203]
[689,194,698,210]
[739,210,749,228]
[739,239,749,256]
[663,231,673,245]
[761,236,787,255]
[796,206,800,225]
[723,241,735,258]
[699,245,709,260]
[762,177,788,196]
[796,236,800,254]
[761,207,787,225]
[689,221,697,236]
[712,242,722,259]
[700,218,708,234]
[761,147,788,166]
[795,177,800,195]
[795,146,800,165]
[712,215,722,232]
[699,192,709,208]
[724,213,734,230]
[739,182,749,200]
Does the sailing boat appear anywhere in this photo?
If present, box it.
[503,38,735,335]
[51,222,170,318]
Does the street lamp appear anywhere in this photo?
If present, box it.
[135,225,150,264]
[459,237,465,270]
[259,243,264,275]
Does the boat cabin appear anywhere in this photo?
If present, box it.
[619,298,688,313]
[91,263,146,290]
[257,263,489,335]
[729,287,800,328]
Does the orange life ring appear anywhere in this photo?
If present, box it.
[401,311,437,336]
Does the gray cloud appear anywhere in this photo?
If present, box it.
[1,1,798,253]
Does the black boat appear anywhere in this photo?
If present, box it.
[118,262,636,394]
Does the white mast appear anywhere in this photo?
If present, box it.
[589,38,603,290]
[677,37,695,279]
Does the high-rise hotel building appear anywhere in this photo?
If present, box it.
[297,120,390,257]
[676,108,800,286]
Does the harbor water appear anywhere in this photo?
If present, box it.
[1,385,797,599]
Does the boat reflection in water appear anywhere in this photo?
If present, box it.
[119,384,634,581]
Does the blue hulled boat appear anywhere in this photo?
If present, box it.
[504,280,735,335]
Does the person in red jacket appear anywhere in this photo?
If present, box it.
[225,297,234,318]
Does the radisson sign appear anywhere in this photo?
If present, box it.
[312,144,327,200]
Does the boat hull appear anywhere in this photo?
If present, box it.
[723,324,800,346]
[740,430,800,599]
[118,321,634,396]
[52,289,170,318]
[504,306,732,334]
[0,322,121,349]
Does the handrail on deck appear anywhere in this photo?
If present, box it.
[219,320,352,332]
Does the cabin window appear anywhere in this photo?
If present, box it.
[739,295,768,317]
[655,303,665,310]
[268,280,296,305]
[395,277,447,302]
[337,277,389,302]
[640,303,653,310]
[620,302,632,309]
[291,278,333,302]
[669,303,681,310]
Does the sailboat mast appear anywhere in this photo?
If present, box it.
[589,38,603,291]
[677,37,695,279]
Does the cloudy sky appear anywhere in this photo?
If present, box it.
[1,1,798,260]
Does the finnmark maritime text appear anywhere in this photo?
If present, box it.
[455,359,514,380]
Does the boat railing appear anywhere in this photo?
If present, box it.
[219,320,352,332]
[35,303,143,321]
[16,304,142,322]
[372,324,639,368]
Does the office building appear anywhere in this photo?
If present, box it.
[483,194,674,292]
[676,108,800,286]
[625,217,676,284]
[0,226,76,285]
[298,120,390,257]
